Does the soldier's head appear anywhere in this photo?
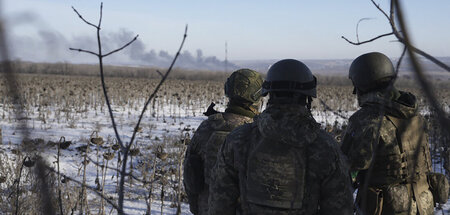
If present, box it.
[262,59,317,109]
[224,69,263,111]
[349,52,396,96]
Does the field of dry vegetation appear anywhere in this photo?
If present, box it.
[0,62,448,214]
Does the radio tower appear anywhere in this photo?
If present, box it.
[225,41,228,72]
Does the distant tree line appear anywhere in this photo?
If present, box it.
[3,60,449,89]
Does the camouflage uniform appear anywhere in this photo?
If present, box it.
[341,90,434,215]
[183,109,253,215]
[209,104,354,215]
[183,69,263,215]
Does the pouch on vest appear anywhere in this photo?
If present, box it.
[384,184,414,213]
[427,172,449,204]
[204,131,229,185]
[245,138,306,209]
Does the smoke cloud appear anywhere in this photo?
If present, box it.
[7,12,237,71]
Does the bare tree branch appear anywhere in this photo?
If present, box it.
[393,0,450,131]
[341,32,394,45]
[343,0,450,73]
[85,156,157,184]
[98,3,103,28]
[45,166,119,211]
[155,70,164,78]
[118,24,188,214]
[71,6,99,29]
[356,18,374,43]
[69,48,99,56]
[318,99,348,120]
[370,0,390,21]
[410,46,450,72]
[102,34,139,58]
[395,45,407,73]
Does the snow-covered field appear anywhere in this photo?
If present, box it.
[0,95,448,214]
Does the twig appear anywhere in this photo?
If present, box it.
[395,45,407,73]
[370,0,390,21]
[318,99,348,120]
[118,24,188,213]
[68,48,99,57]
[343,1,450,73]
[70,3,128,148]
[341,32,394,45]
[356,18,374,43]
[155,70,164,78]
[393,0,450,132]
[46,166,119,211]
[71,6,98,29]
[102,35,139,58]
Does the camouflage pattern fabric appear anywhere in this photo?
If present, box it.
[341,90,434,215]
[183,111,252,215]
[209,104,354,215]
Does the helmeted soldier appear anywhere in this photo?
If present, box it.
[183,69,263,215]
[341,52,436,215]
[209,59,354,215]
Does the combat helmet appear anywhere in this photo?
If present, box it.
[349,52,396,94]
[262,59,317,97]
[224,69,263,104]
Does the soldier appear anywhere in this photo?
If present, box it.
[209,59,354,215]
[341,52,435,215]
[183,69,263,215]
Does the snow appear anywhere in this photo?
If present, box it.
[0,101,448,214]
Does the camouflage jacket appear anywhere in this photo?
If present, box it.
[209,105,354,215]
[183,111,252,214]
[341,90,434,214]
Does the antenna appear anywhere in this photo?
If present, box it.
[225,41,228,72]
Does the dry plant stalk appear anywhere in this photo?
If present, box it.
[69,2,188,214]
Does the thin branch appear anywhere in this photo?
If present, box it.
[356,18,374,43]
[128,25,188,150]
[102,35,139,58]
[69,48,99,57]
[155,70,164,78]
[341,32,394,45]
[85,156,157,184]
[343,1,450,73]
[71,6,99,29]
[45,166,119,211]
[370,0,390,21]
[395,45,407,73]
[118,24,188,214]
[98,3,103,28]
[393,0,450,131]
[410,46,450,72]
[318,99,348,120]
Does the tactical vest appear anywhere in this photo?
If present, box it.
[245,134,306,209]
[370,115,431,186]
[203,113,248,185]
